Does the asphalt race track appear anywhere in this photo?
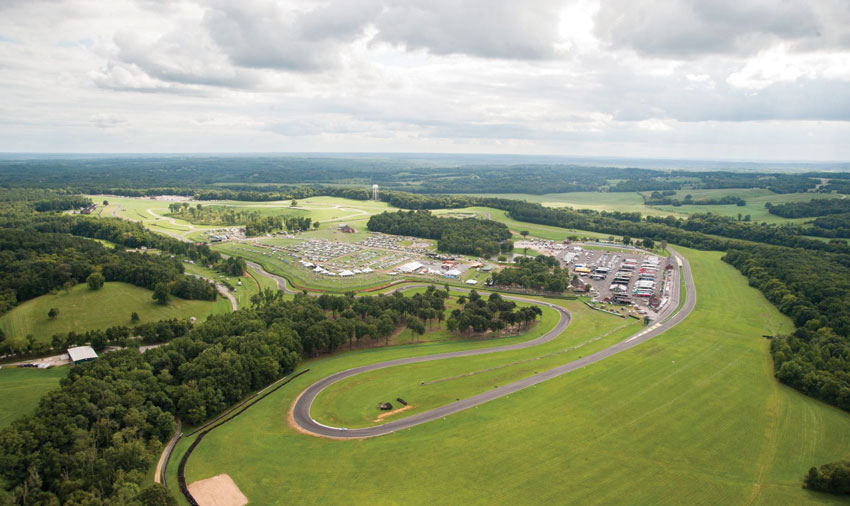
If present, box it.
[290,249,696,438]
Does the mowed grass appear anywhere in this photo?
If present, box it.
[183,248,850,505]
[0,282,229,342]
[0,367,67,428]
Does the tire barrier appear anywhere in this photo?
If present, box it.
[176,369,309,506]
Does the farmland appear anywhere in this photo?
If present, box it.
[180,248,850,505]
[0,282,229,343]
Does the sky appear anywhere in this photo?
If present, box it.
[0,0,849,161]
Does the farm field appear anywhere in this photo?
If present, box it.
[0,282,230,343]
[0,367,67,428]
[181,248,850,505]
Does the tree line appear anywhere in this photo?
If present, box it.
[446,291,541,334]
[644,192,746,207]
[766,198,850,218]
[489,255,572,293]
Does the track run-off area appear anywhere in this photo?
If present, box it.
[290,249,695,438]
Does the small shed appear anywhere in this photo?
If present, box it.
[67,346,98,365]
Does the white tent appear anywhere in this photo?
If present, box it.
[465,279,478,285]
[339,270,354,277]
[398,261,424,273]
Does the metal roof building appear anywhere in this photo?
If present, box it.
[67,346,98,365]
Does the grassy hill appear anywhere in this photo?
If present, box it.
[179,248,850,505]
[0,367,67,428]
[0,282,229,343]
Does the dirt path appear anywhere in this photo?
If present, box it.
[154,419,181,486]
[217,284,238,311]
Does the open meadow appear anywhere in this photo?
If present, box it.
[178,248,850,505]
[0,282,230,343]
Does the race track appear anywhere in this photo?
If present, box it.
[291,249,696,438]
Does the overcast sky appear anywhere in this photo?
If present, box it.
[0,0,849,161]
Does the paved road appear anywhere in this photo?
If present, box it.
[291,248,695,438]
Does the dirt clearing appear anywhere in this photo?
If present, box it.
[188,473,248,506]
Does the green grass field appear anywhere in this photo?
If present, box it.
[180,247,850,505]
[0,282,230,343]
[0,367,67,428]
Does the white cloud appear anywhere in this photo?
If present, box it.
[0,0,846,160]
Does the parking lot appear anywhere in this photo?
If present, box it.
[564,246,674,319]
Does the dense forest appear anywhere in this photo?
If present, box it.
[367,210,512,257]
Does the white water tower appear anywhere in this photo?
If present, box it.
[372,184,379,200]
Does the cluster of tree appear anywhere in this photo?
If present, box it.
[169,275,217,301]
[167,202,262,225]
[446,291,541,334]
[33,195,93,212]
[804,460,850,495]
[645,192,746,207]
[34,214,221,264]
[366,210,512,257]
[806,213,850,239]
[381,191,478,210]
[766,198,850,218]
[489,255,571,292]
[218,256,247,277]
[243,215,313,236]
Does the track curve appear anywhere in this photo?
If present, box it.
[292,249,696,438]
